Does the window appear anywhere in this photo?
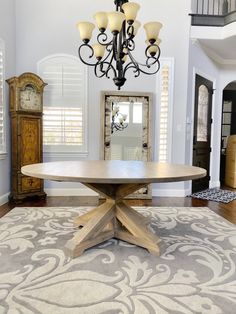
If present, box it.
[37,54,88,154]
[157,58,174,163]
[221,100,232,153]
[0,39,6,156]
[132,102,142,124]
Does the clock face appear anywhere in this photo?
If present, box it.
[20,84,41,111]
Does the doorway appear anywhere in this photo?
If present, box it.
[192,74,213,193]
[220,81,236,185]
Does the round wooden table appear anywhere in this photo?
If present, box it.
[21,160,206,258]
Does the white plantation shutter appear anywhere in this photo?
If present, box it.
[157,58,174,163]
[0,40,6,155]
[38,55,87,152]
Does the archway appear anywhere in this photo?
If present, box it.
[220,81,236,186]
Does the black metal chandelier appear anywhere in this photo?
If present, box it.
[77,0,162,90]
[111,102,128,133]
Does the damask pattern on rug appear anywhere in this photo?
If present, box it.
[0,206,236,314]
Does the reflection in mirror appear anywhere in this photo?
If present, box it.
[101,91,152,198]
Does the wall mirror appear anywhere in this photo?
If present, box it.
[100,91,152,198]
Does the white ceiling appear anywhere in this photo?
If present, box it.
[199,36,236,63]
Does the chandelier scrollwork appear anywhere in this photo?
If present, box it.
[76,0,162,90]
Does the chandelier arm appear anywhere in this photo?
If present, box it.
[125,45,161,75]
[138,59,161,75]
[100,45,114,64]
[125,38,135,52]
[123,52,141,77]
[145,45,161,67]
[94,58,117,79]
[97,32,113,46]
[129,52,161,76]
[94,63,106,78]
[105,56,117,79]
[124,63,141,78]
[130,45,161,68]
[78,44,97,67]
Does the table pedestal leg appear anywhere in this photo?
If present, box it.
[64,183,160,258]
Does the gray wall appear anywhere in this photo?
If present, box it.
[0,0,15,204]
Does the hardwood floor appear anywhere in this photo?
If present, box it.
[1,193,236,224]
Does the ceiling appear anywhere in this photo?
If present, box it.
[199,35,236,63]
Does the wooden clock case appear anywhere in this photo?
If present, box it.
[6,72,47,203]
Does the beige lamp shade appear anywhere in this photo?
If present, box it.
[107,11,126,33]
[122,2,140,23]
[132,20,141,36]
[94,12,108,30]
[143,22,163,41]
[77,22,95,41]
[93,43,106,59]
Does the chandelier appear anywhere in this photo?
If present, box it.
[76,0,162,90]
[111,103,128,133]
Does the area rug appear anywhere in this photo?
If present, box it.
[0,206,236,314]
[191,188,236,203]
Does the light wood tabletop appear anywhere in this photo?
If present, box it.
[21,160,206,258]
[21,160,206,184]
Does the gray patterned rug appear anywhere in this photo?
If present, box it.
[0,206,236,314]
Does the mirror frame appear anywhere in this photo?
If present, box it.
[100,91,153,199]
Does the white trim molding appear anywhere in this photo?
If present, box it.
[0,192,9,206]
[152,188,190,197]
[43,151,89,159]
[191,22,236,41]
[209,180,221,189]
[45,188,98,197]
[45,187,190,198]
[155,57,175,163]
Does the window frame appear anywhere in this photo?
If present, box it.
[0,39,6,158]
[156,57,175,163]
[37,54,88,157]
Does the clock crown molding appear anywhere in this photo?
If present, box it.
[6,72,47,90]
[6,72,47,113]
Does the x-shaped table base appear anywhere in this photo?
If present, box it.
[64,182,161,258]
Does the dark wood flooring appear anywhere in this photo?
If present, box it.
[1,193,236,224]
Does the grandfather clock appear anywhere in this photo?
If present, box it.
[7,72,47,203]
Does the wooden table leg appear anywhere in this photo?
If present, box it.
[115,201,160,255]
[64,183,161,258]
[64,200,115,258]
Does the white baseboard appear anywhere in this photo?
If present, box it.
[0,188,190,203]
[46,188,190,198]
[0,192,9,206]
[210,181,221,188]
[45,188,98,197]
[152,188,190,197]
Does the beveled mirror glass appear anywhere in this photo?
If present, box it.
[100,91,152,198]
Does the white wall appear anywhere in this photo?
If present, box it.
[0,0,16,205]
